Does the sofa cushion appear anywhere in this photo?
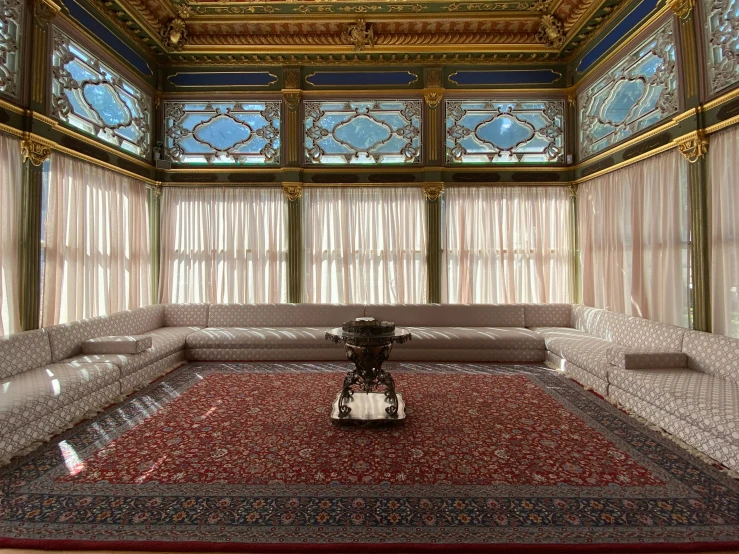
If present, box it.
[530,327,614,380]
[364,304,525,328]
[397,327,545,350]
[682,330,739,382]
[610,316,686,352]
[46,315,121,362]
[570,305,632,342]
[109,305,165,336]
[523,304,572,328]
[208,304,365,328]
[609,369,738,446]
[0,362,120,434]
[82,335,152,355]
[607,348,687,370]
[65,327,199,377]
[0,329,53,379]
[187,327,329,349]
[164,303,210,328]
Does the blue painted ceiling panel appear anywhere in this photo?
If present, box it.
[306,71,419,87]
[448,70,563,86]
[168,72,278,87]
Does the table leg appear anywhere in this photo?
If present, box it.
[338,342,399,418]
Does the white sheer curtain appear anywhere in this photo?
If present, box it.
[443,186,572,304]
[41,154,151,326]
[0,134,22,336]
[304,187,427,303]
[710,126,739,337]
[578,149,691,327]
[159,186,287,304]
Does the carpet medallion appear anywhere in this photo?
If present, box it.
[1,362,738,552]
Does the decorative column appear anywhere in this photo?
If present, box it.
[19,137,51,330]
[424,183,443,304]
[282,68,302,167]
[423,67,444,166]
[568,184,580,303]
[677,131,710,331]
[30,0,60,113]
[669,0,699,106]
[283,183,303,303]
[147,184,162,304]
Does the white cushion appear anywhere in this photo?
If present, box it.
[82,335,152,355]
[187,327,329,349]
[607,347,687,369]
[398,327,545,350]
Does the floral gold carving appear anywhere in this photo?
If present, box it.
[162,17,188,50]
[666,0,694,18]
[423,183,443,201]
[343,19,375,51]
[537,14,565,48]
[283,67,301,90]
[284,91,301,111]
[21,137,51,166]
[283,182,303,201]
[676,131,708,163]
[33,0,59,28]
[425,67,442,88]
[146,184,163,198]
[425,91,443,109]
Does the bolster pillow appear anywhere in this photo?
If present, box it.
[82,335,153,355]
[607,347,688,370]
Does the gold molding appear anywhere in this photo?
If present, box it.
[448,69,563,86]
[423,182,444,200]
[574,143,677,184]
[568,183,577,197]
[424,91,443,108]
[673,107,699,123]
[283,182,303,200]
[703,86,739,111]
[166,72,279,88]
[676,130,708,163]
[21,137,51,166]
[705,113,739,135]
[0,98,25,115]
[283,90,302,111]
[146,183,163,198]
[0,122,23,138]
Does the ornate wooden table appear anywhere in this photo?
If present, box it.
[325,327,412,422]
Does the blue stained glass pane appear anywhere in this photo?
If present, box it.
[51,29,151,157]
[445,100,564,164]
[578,21,678,159]
[82,83,131,127]
[164,101,280,165]
[304,100,421,165]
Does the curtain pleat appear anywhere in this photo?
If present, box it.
[159,187,287,304]
[578,149,691,327]
[709,126,739,337]
[443,186,572,304]
[0,134,22,336]
[303,187,427,304]
[41,154,151,326]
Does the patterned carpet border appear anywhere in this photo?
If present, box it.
[1,362,738,554]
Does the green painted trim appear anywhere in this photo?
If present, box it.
[19,161,43,331]
[688,158,710,332]
[287,197,303,303]
[426,197,442,303]
[148,188,161,304]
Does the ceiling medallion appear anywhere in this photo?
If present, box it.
[343,19,375,51]
[537,14,565,48]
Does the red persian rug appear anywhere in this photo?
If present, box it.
[1,362,738,553]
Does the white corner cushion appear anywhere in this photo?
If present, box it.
[607,347,687,370]
[82,335,153,355]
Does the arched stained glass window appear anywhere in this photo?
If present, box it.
[304,100,422,165]
[164,101,281,165]
[578,20,678,159]
[445,100,564,164]
[0,0,22,98]
[51,28,151,158]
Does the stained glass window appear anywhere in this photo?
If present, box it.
[703,0,739,94]
[445,100,564,164]
[0,0,22,97]
[578,20,678,159]
[304,100,421,165]
[51,28,151,158]
[164,101,280,165]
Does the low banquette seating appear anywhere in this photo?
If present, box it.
[1,302,737,473]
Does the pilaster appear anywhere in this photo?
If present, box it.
[29,0,59,114]
[568,184,580,303]
[18,136,50,330]
[677,131,710,331]
[424,182,443,304]
[147,184,162,304]
[284,182,303,303]
[282,67,302,168]
[423,67,444,166]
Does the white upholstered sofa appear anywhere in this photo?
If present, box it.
[1,302,737,473]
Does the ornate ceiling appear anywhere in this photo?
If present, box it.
[79,0,629,64]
